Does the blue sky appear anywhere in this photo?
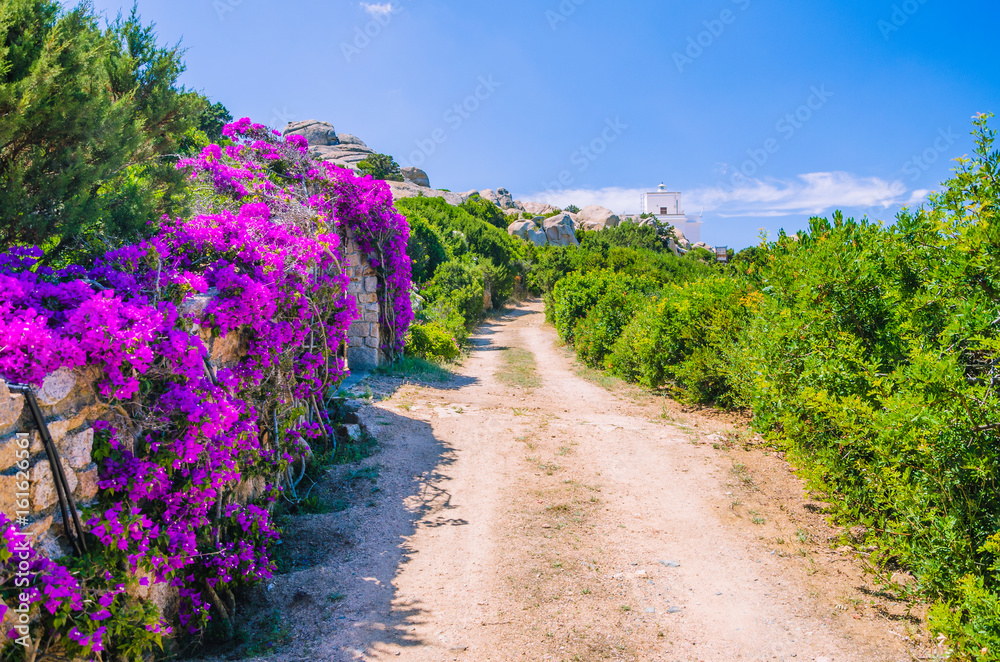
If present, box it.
[87,0,999,248]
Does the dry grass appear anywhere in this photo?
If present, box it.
[496,348,541,389]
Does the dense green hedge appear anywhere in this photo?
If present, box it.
[406,213,450,284]
[607,276,752,404]
[398,196,714,364]
[398,195,531,361]
[544,116,1000,659]
[405,321,460,361]
[531,232,710,296]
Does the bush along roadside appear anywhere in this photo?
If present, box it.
[397,195,717,365]
[544,116,1000,660]
[0,119,412,660]
[398,195,530,362]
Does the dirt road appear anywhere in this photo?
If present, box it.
[236,301,927,662]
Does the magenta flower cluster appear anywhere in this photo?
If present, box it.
[0,512,134,655]
[0,119,413,657]
[318,163,414,355]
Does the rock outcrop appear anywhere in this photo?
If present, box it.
[479,188,518,210]
[673,228,692,250]
[283,119,339,146]
[575,205,620,231]
[401,167,430,188]
[281,120,472,204]
[282,120,375,169]
[506,214,577,248]
[521,201,558,216]
[507,219,549,247]
[542,213,579,247]
[387,180,473,207]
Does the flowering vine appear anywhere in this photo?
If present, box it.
[0,119,413,659]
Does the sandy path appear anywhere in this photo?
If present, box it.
[230,301,922,662]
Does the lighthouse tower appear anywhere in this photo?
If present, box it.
[641,184,702,244]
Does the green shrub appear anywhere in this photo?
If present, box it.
[529,241,711,298]
[422,298,470,345]
[550,270,661,346]
[396,196,520,264]
[407,214,451,284]
[460,194,508,230]
[723,208,1000,601]
[651,276,753,405]
[575,289,655,369]
[686,246,716,263]
[928,563,1000,661]
[397,196,521,305]
[356,153,404,181]
[529,246,599,296]
[543,115,1000,655]
[550,271,616,343]
[605,298,662,386]
[604,280,747,398]
[580,222,670,253]
[422,260,486,330]
[405,322,461,361]
[479,257,512,310]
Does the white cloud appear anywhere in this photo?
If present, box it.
[515,186,648,215]
[520,171,919,219]
[687,172,907,217]
[361,2,394,17]
[906,189,932,205]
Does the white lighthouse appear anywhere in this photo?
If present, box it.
[641,184,702,244]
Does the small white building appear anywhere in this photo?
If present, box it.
[641,184,702,244]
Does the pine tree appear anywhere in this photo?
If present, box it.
[0,0,133,253]
[0,0,227,263]
[357,152,404,181]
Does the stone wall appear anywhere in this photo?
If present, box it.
[0,323,245,561]
[0,369,103,559]
[344,231,385,371]
[0,243,387,651]
[0,243,384,560]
